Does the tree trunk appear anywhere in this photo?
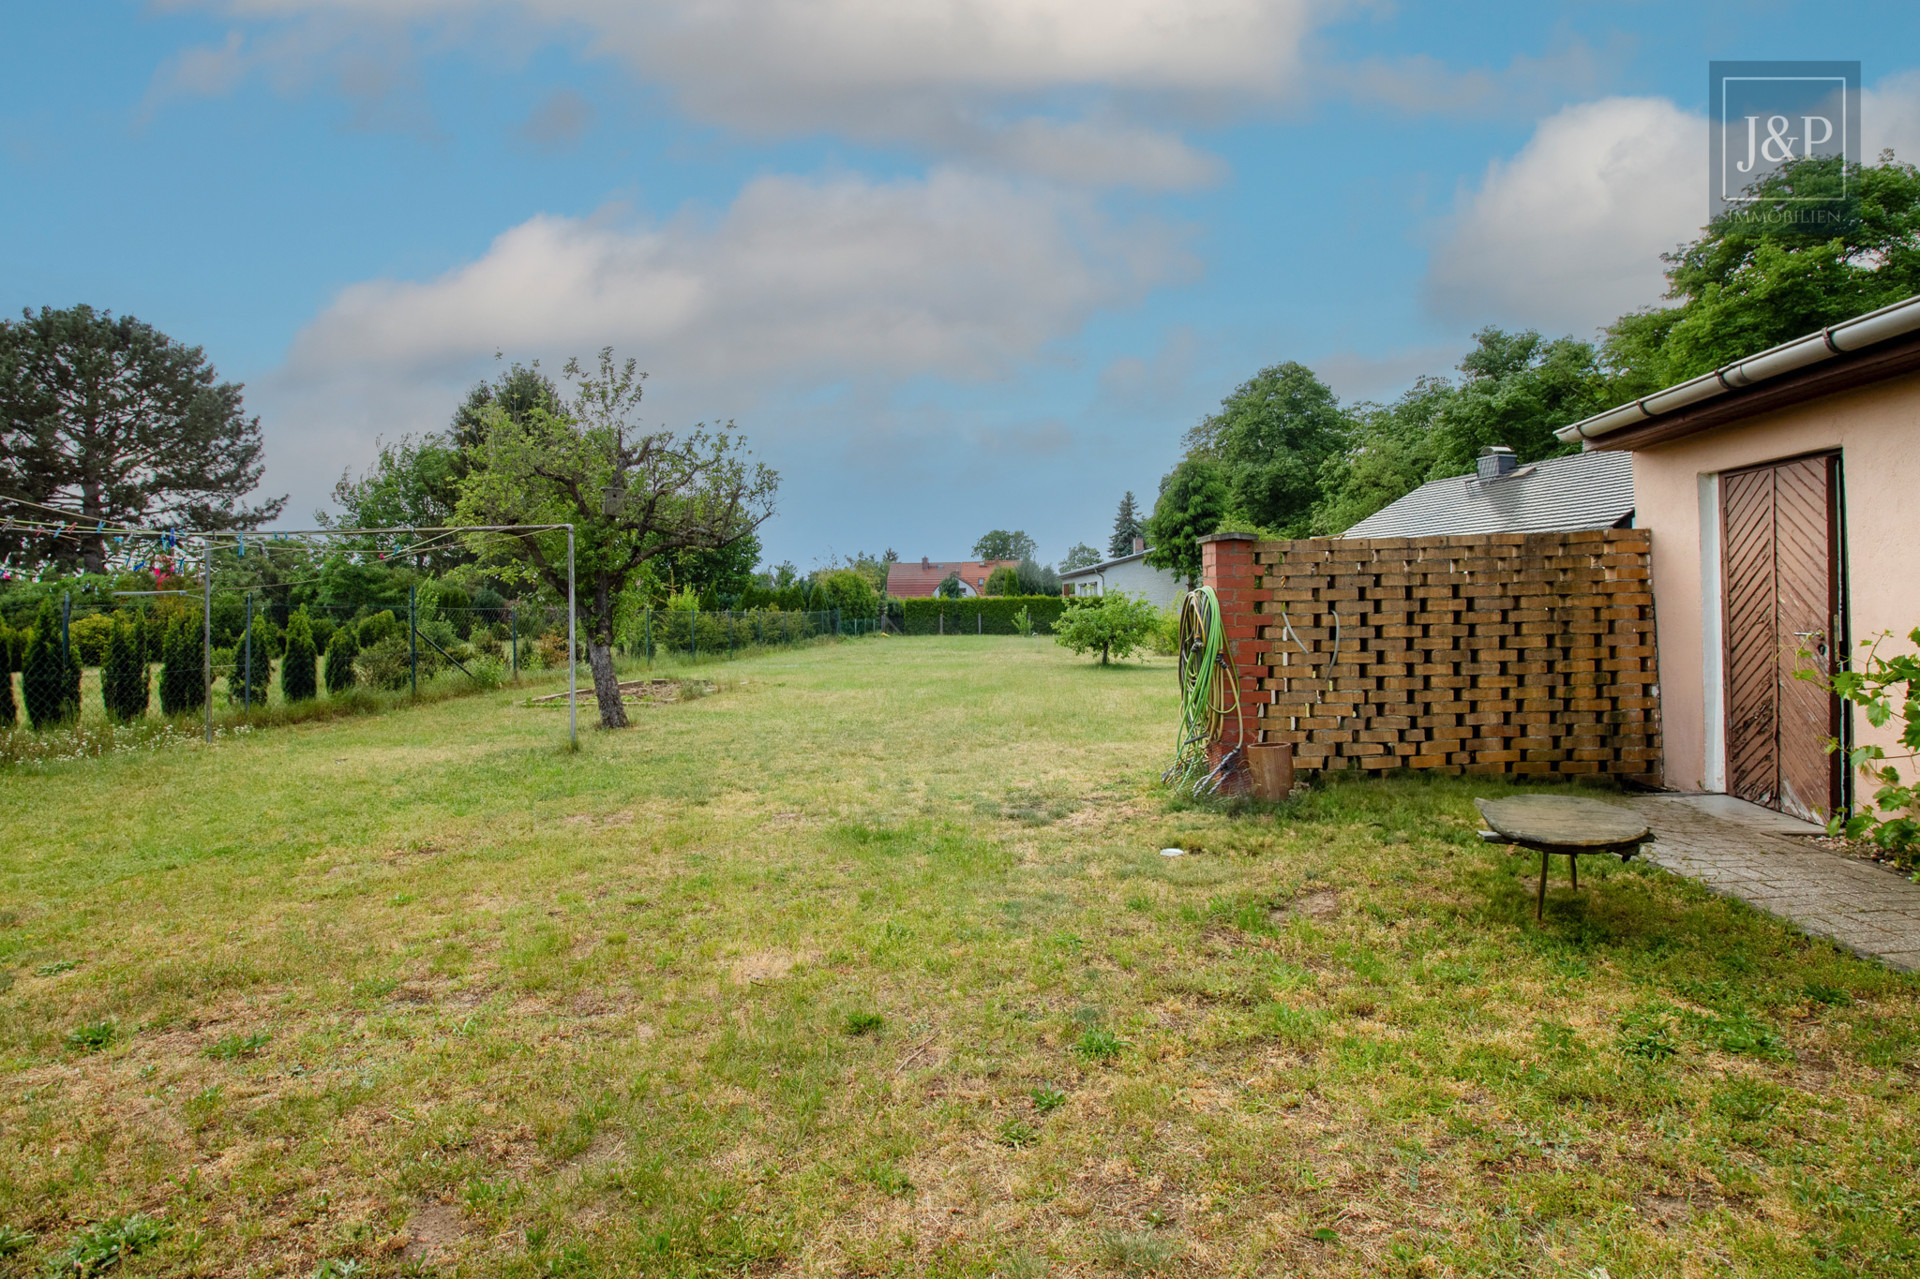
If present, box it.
[587,640,628,728]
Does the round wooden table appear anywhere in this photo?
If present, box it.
[1474,795,1652,920]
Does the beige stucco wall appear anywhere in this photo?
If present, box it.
[1630,374,1920,796]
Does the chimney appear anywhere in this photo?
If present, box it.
[1132,535,1146,554]
[921,556,929,568]
[1476,446,1518,481]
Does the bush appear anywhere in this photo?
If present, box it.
[158,612,205,716]
[324,624,360,694]
[281,610,318,702]
[1809,627,1920,864]
[1015,558,1061,596]
[23,600,81,728]
[230,638,273,706]
[898,596,1066,636]
[815,568,879,619]
[102,619,150,721]
[0,653,14,728]
[1051,592,1161,665]
[308,614,336,654]
[357,610,401,647]
[67,612,117,666]
[354,635,413,690]
[984,565,1020,596]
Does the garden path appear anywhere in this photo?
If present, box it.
[1632,793,1920,972]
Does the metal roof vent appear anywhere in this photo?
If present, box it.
[1477,446,1518,481]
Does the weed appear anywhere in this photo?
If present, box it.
[1700,1008,1790,1060]
[0,1225,32,1257]
[1616,1007,1679,1062]
[996,1252,1048,1279]
[64,1020,116,1054]
[1074,1027,1127,1062]
[859,1160,911,1198]
[1713,1077,1785,1123]
[842,1011,885,1036]
[1030,1085,1067,1113]
[1094,1229,1177,1273]
[314,1261,369,1279]
[999,1118,1039,1148]
[206,1030,272,1060]
[1803,981,1852,1006]
[35,959,78,976]
[41,1213,170,1275]
[1310,1227,1340,1243]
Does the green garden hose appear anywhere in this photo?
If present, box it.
[1165,586,1247,796]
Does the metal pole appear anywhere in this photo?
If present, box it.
[691,605,699,662]
[61,592,71,665]
[566,526,577,748]
[409,584,418,698]
[202,538,213,744]
[644,609,652,668]
[244,593,253,712]
[510,606,518,679]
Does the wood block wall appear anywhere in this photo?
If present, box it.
[1199,529,1661,783]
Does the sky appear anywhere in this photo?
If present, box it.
[4,2,1920,570]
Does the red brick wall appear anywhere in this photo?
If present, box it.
[1199,529,1661,782]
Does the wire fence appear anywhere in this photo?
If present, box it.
[1,589,885,733]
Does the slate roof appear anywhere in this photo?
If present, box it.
[1341,450,1634,538]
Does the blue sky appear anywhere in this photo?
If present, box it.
[5,2,1919,569]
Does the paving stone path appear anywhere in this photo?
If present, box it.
[1629,793,1920,972]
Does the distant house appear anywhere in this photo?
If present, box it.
[1058,538,1185,610]
[885,557,1020,598]
[1341,447,1635,539]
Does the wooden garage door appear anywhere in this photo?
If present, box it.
[1722,454,1843,822]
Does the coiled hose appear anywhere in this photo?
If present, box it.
[1164,586,1247,797]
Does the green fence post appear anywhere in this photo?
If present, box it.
[243,592,253,713]
[729,610,735,660]
[691,606,699,662]
[61,592,71,666]
[409,584,418,697]
[510,606,518,679]
[644,609,652,667]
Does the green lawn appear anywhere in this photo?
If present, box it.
[1,637,1916,1277]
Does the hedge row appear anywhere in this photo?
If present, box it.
[896,596,1067,636]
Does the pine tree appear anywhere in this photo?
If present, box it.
[102,618,150,721]
[159,612,205,716]
[1109,491,1144,558]
[22,600,76,729]
[282,610,318,702]
[0,637,15,727]
[324,624,360,694]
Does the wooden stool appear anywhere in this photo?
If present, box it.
[1474,796,1652,920]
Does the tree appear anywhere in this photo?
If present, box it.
[0,305,286,573]
[1061,543,1103,571]
[158,612,204,716]
[936,574,966,599]
[1109,492,1144,557]
[814,568,878,618]
[983,565,1020,596]
[971,530,1037,563]
[0,640,13,727]
[1015,558,1060,596]
[456,349,777,729]
[1183,362,1349,536]
[1606,154,1920,389]
[281,610,317,702]
[1310,376,1456,534]
[21,599,79,728]
[324,623,360,694]
[1425,328,1606,473]
[102,617,149,721]
[326,434,465,546]
[1143,459,1229,588]
[1051,592,1160,665]
[448,361,562,455]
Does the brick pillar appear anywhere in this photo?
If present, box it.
[1199,532,1270,750]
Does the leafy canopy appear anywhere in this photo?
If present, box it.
[1051,592,1160,665]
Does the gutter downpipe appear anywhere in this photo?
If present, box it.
[1556,293,1920,446]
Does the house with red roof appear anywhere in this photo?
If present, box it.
[884,556,1020,598]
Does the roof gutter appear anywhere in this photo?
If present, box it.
[1556,292,1920,446]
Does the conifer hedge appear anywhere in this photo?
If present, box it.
[102,619,150,721]
[896,596,1067,636]
[22,600,78,729]
[324,624,360,694]
[282,610,318,702]
[159,613,205,716]
[0,648,15,727]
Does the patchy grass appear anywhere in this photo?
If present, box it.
[1,636,1918,1276]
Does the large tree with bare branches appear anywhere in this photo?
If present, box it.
[456,350,777,729]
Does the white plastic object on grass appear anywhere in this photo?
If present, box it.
[1159,847,1185,858]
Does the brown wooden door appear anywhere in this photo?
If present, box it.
[1722,454,1842,821]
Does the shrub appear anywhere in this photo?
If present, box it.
[229,637,273,706]
[158,612,205,716]
[308,615,335,654]
[472,585,507,624]
[22,600,79,729]
[67,612,117,666]
[324,624,360,694]
[1806,627,1920,864]
[815,568,879,619]
[102,619,150,721]
[1014,558,1060,596]
[281,610,318,702]
[357,610,401,647]
[354,635,414,690]
[1051,592,1161,665]
[984,565,1020,596]
[0,651,14,727]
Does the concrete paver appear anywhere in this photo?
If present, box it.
[1629,793,1920,972]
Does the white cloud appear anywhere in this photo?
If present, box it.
[1423,96,1702,336]
[258,167,1193,519]
[1866,70,1920,164]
